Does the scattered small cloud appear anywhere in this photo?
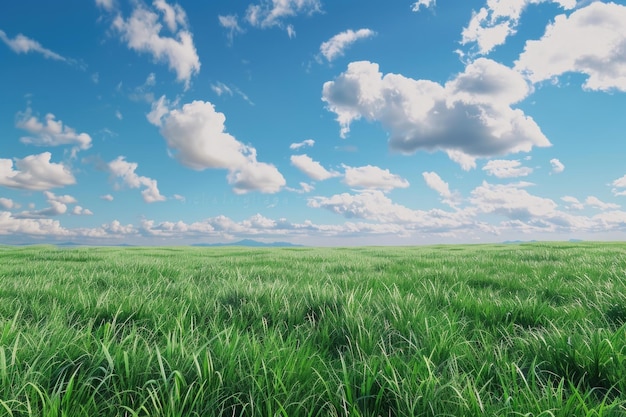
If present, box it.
[550,158,565,174]
[95,0,115,12]
[0,197,18,210]
[482,159,533,178]
[72,205,94,216]
[16,107,92,153]
[218,14,244,45]
[291,154,339,181]
[289,139,315,150]
[411,0,435,12]
[286,24,296,39]
[585,196,620,211]
[100,194,114,201]
[173,194,185,202]
[108,156,166,203]
[319,29,376,62]
[245,0,322,31]
[612,175,626,196]
[343,164,410,192]
[561,196,584,210]
[0,30,67,61]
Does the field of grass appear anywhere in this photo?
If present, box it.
[0,242,625,416]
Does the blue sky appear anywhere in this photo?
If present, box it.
[2,0,626,245]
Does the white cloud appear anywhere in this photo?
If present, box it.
[210,82,254,105]
[586,196,620,211]
[550,158,565,174]
[0,198,17,210]
[343,164,409,192]
[218,14,244,44]
[422,171,451,198]
[173,194,185,202]
[108,156,166,203]
[15,201,67,219]
[412,0,435,12]
[319,29,376,62]
[0,153,75,191]
[245,0,322,29]
[0,30,66,61]
[16,108,92,151]
[115,110,123,120]
[286,24,296,39]
[290,154,339,181]
[612,174,626,196]
[227,160,286,195]
[483,159,533,178]
[95,0,115,11]
[211,81,233,97]
[422,171,461,208]
[322,59,549,169]
[148,98,286,194]
[461,0,576,55]
[289,139,315,150]
[72,205,94,216]
[0,211,71,237]
[43,191,77,205]
[112,1,200,88]
[101,194,114,201]
[515,2,626,91]
[561,196,584,210]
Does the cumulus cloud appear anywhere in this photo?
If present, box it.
[319,29,376,62]
[482,159,533,178]
[0,211,71,237]
[343,164,409,192]
[148,97,286,194]
[289,139,315,150]
[16,108,92,152]
[100,194,114,201]
[0,30,66,61]
[461,0,576,55]
[550,158,565,174]
[245,0,322,29]
[322,59,549,169]
[291,154,339,181]
[412,0,435,12]
[515,2,626,91]
[108,156,166,203]
[112,1,200,88]
[0,153,75,191]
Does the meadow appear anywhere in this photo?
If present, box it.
[0,242,625,416]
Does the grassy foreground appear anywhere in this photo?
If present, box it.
[0,243,625,416]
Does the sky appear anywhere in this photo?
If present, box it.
[1,0,626,246]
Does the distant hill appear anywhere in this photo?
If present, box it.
[192,239,303,247]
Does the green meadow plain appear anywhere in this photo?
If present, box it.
[0,242,625,416]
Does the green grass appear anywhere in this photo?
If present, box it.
[0,242,625,416]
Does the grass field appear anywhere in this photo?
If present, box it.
[0,242,625,416]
